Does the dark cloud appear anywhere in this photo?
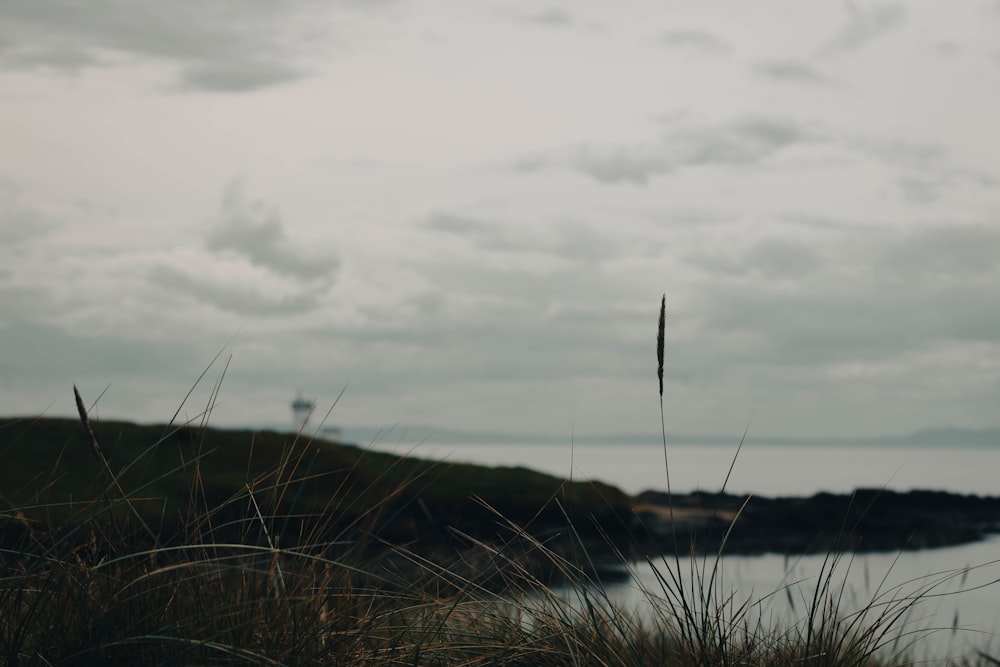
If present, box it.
[545,117,807,184]
[897,176,942,203]
[0,283,52,324]
[694,224,1000,369]
[0,182,57,243]
[671,117,804,166]
[689,238,823,280]
[844,136,996,202]
[568,147,669,185]
[424,211,628,263]
[149,265,324,316]
[424,211,517,249]
[853,137,944,166]
[206,181,339,282]
[933,41,961,58]
[524,8,575,28]
[178,60,307,93]
[878,225,1000,278]
[706,284,1000,368]
[0,320,198,382]
[498,6,602,32]
[295,293,650,385]
[753,60,833,86]
[822,2,906,55]
[0,1,327,91]
[426,210,556,256]
[523,114,977,194]
[657,30,728,55]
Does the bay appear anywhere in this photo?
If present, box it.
[603,536,1000,662]
[367,439,1000,497]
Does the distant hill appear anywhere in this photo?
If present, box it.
[328,424,1000,448]
[896,427,1000,447]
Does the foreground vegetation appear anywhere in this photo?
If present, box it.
[0,405,995,666]
[0,413,631,575]
[1,296,996,665]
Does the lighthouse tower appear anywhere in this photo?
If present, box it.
[291,393,316,433]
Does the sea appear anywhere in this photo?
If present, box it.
[364,438,1000,662]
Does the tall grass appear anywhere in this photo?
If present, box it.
[633,295,997,666]
[1,303,997,665]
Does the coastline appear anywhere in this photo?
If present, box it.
[629,488,1000,556]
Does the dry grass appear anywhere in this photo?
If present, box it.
[1,301,997,665]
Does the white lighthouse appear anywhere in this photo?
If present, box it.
[291,393,316,433]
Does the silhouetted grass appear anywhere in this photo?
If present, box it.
[1,305,997,665]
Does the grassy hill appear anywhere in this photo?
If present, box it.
[0,415,633,560]
[3,415,996,665]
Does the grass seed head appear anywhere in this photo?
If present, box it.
[657,294,665,398]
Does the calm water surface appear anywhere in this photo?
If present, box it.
[603,536,1000,662]
[368,439,1000,497]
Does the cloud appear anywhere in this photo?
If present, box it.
[670,117,805,166]
[206,180,339,282]
[897,176,942,203]
[0,1,327,91]
[524,116,808,185]
[177,60,307,93]
[822,2,907,55]
[844,137,994,202]
[852,137,944,166]
[524,8,575,28]
[560,146,670,185]
[877,225,1000,279]
[692,223,1000,370]
[0,182,57,244]
[689,238,824,280]
[656,30,729,55]
[520,113,979,196]
[424,211,532,255]
[753,60,833,86]
[0,283,53,325]
[149,265,324,316]
[424,211,630,263]
[706,284,1000,368]
[498,6,602,32]
[148,180,343,317]
[0,320,198,382]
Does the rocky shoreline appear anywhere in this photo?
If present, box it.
[629,488,1000,555]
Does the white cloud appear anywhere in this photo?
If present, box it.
[205,180,339,282]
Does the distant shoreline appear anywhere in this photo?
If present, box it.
[8,415,997,448]
[329,425,1000,448]
[631,487,1000,556]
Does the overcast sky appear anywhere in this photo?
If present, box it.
[1,1,999,440]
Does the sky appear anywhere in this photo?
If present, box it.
[1,1,999,440]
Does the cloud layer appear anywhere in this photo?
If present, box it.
[1,0,998,441]
[0,1,343,90]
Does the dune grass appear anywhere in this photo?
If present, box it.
[1,299,997,665]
